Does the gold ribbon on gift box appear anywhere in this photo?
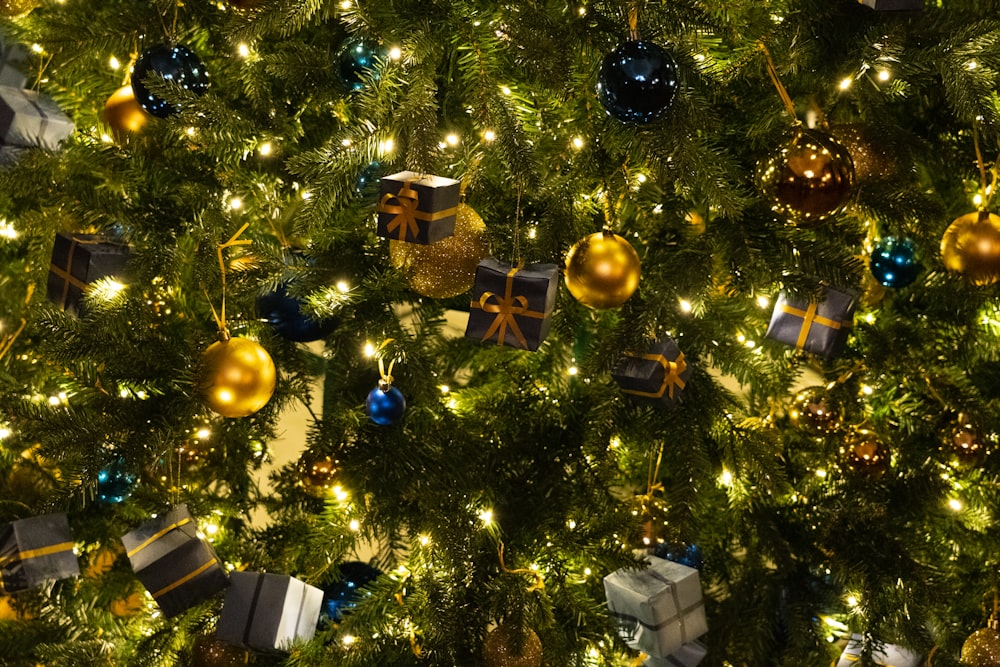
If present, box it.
[49,235,113,308]
[781,302,849,350]
[377,180,458,242]
[125,516,192,559]
[470,264,545,348]
[621,352,687,400]
[0,541,75,593]
[150,556,219,600]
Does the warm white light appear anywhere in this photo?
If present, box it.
[567,366,578,376]
[877,69,890,82]
[228,196,243,210]
[609,436,621,448]
[948,498,963,512]
[48,395,61,406]
[380,138,395,153]
[204,522,219,536]
[388,46,402,60]
[500,86,512,96]
[100,133,114,143]
[583,567,592,576]
[679,299,692,313]
[196,428,211,440]
[567,519,576,529]
[572,136,584,149]
[301,190,312,200]
[258,142,272,156]
[109,56,121,70]
[339,0,351,7]
[332,485,348,501]
[479,508,494,525]
[483,129,496,142]
[756,295,769,308]
[439,385,450,394]
[336,280,350,293]
[419,535,430,546]
[186,127,196,136]
[342,634,356,646]
[974,193,984,206]
[839,77,852,91]
[0,427,10,439]
[861,385,874,396]
[445,133,460,146]
[719,469,733,486]
[363,342,376,357]
[0,220,16,240]
[967,61,978,70]
[237,43,250,58]
[31,44,42,54]
[847,595,859,607]
[349,519,361,531]
[527,228,537,239]
[815,469,827,478]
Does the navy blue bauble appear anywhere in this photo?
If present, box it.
[355,160,381,196]
[869,236,921,288]
[97,461,136,504]
[337,37,384,92]
[258,284,337,343]
[597,40,678,124]
[365,384,406,425]
[320,561,382,625]
[654,541,703,569]
[131,44,210,118]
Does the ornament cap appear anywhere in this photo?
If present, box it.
[378,378,393,392]
[217,328,231,343]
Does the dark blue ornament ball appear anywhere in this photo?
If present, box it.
[653,541,703,570]
[355,160,381,197]
[338,37,384,92]
[320,561,382,625]
[258,284,337,343]
[869,236,921,288]
[97,461,136,504]
[365,384,406,425]
[597,40,678,124]
[131,44,210,118]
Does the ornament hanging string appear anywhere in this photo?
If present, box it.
[0,284,32,362]
[498,541,545,592]
[758,42,798,120]
[628,5,640,41]
[514,184,523,265]
[972,121,1000,212]
[206,222,252,336]
[375,338,397,386]
[646,440,666,499]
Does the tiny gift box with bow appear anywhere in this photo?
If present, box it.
[765,286,858,358]
[859,0,922,9]
[216,571,324,652]
[835,634,922,667]
[121,505,229,618]
[612,336,692,408]
[47,232,131,315]
[465,258,559,351]
[0,513,80,593]
[376,171,460,244]
[644,639,707,667]
[604,555,708,659]
[0,85,74,150]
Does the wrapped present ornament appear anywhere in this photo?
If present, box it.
[0,513,80,593]
[644,639,707,667]
[0,30,27,88]
[0,85,73,150]
[604,555,708,659]
[376,171,460,244]
[465,258,559,351]
[612,336,692,408]
[765,286,858,358]
[47,232,130,314]
[835,634,922,667]
[859,0,922,9]
[121,505,229,618]
[216,571,323,652]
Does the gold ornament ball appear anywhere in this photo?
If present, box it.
[564,231,641,309]
[946,413,987,468]
[101,86,148,139]
[0,0,38,18]
[756,127,855,223]
[297,450,340,498]
[789,386,842,436]
[199,336,276,418]
[191,635,249,667]
[941,211,1000,286]
[483,625,542,667]
[110,590,145,617]
[842,427,889,478]
[390,202,490,298]
[962,623,1000,667]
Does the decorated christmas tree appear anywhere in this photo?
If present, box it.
[3,0,1000,664]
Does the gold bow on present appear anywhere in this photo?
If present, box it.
[621,352,687,400]
[471,265,545,348]
[781,301,847,349]
[378,182,420,241]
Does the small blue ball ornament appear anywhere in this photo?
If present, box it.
[337,36,384,91]
[319,561,382,626]
[597,40,679,124]
[654,542,703,570]
[258,284,338,343]
[355,160,381,197]
[365,382,406,425]
[131,44,210,118]
[97,461,136,504]
[869,236,921,288]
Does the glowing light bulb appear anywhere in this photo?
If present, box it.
[719,469,733,486]
[336,280,350,292]
[388,46,402,60]
[483,129,496,142]
[679,299,692,313]
[479,508,494,525]
[572,136,584,149]
[258,141,272,156]
[839,77,852,91]
[349,519,360,531]
[363,342,376,357]
[196,428,211,440]
[445,133,460,146]
[109,56,121,70]
[419,535,430,546]
[228,196,242,210]
[238,43,250,58]
[756,295,770,308]
[877,69,890,82]
[948,498,963,512]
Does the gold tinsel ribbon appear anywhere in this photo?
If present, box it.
[471,264,545,348]
[621,352,687,400]
[498,542,545,593]
[781,302,846,350]
[379,182,421,241]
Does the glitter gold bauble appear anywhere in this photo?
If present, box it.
[962,620,1000,667]
[941,211,1000,286]
[390,202,490,298]
[101,86,148,140]
[483,625,542,667]
[756,127,855,223]
[841,427,889,478]
[829,123,897,183]
[191,635,250,667]
[199,334,276,418]
[297,450,340,498]
[85,545,122,578]
[564,231,641,309]
[789,386,842,436]
[0,0,38,18]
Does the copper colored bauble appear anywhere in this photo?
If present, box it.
[110,590,145,617]
[191,635,249,667]
[756,127,855,223]
[199,334,276,418]
[941,211,1000,286]
[962,619,1000,667]
[390,202,490,298]
[297,450,340,498]
[842,427,889,477]
[946,413,987,468]
[789,386,842,435]
[0,0,37,17]
[101,86,148,139]
[483,625,542,667]
[564,231,641,309]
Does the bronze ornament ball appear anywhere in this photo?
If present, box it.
[483,625,542,667]
[199,335,276,418]
[191,635,249,667]
[842,427,889,478]
[0,0,37,18]
[297,450,340,498]
[940,210,1000,286]
[564,231,641,309]
[756,126,856,223]
[962,622,1000,667]
[945,413,987,468]
[101,86,149,140]
[789,386,842,436]
[389,202,490,298]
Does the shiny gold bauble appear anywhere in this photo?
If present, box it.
[789,386,842,436]
[191,635,249,667]
[564,231,641,309]
[0,0,38,18]
[101,86,148,140]
[390,202,490,298]
[296,450,340,498]
[941,211,1000,286]
[962,622,1000,666]
[0,595,19,621]
[110,590,145,617]
[483,625,542,667]
[199,335,276,418]
[841,427,889,478]
[945,413,987,469]
[756,127,855,222]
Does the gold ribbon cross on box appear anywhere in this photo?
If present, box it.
[471,265,545,348]
[782,301,848,349]
[621,352,687,400]
[379,182,420,241]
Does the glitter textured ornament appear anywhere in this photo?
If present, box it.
[337,36,384,91]
[101,86,148,139]
[365,382,406,425]
[199,333,276,418]
[564,231,641,309]
[191,635,250,667]
[390,202,491,298]
[869,236,921,288]
[297,450,340,498]
[320,561,382,624]
[945,413,987,468]
[756,127,855,222]
[597,40,679,124]
[483,625,543,667]
[941,210,1000,286]
[830,123,898,183]
[842,427,889,477]
[789,386,842,435]
[962,618,1000,667]
[0,0,37,18]
[131,44,210,118]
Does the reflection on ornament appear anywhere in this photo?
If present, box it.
[946,413,987,469]
[597,40,679,124]
[191,634,250,667]
[320,561,382,625]
[869,236,921,288]
[564,232,641,309]
[941,211,1000,286]
[102,86,149,140]
[842,427,889,478]
[483,624,543,667]
[97,460,136,504]
[0,0,37,18]
[337,36,384,91]
[756,127,855,222]
[199,334,276,418]
[297,450,340,498]
[355,160,381,196]
[131,44,210,118]
[365,383,406,425]
[789,386,842,436]
[962,618,1000,667]
[390,202,491,298]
